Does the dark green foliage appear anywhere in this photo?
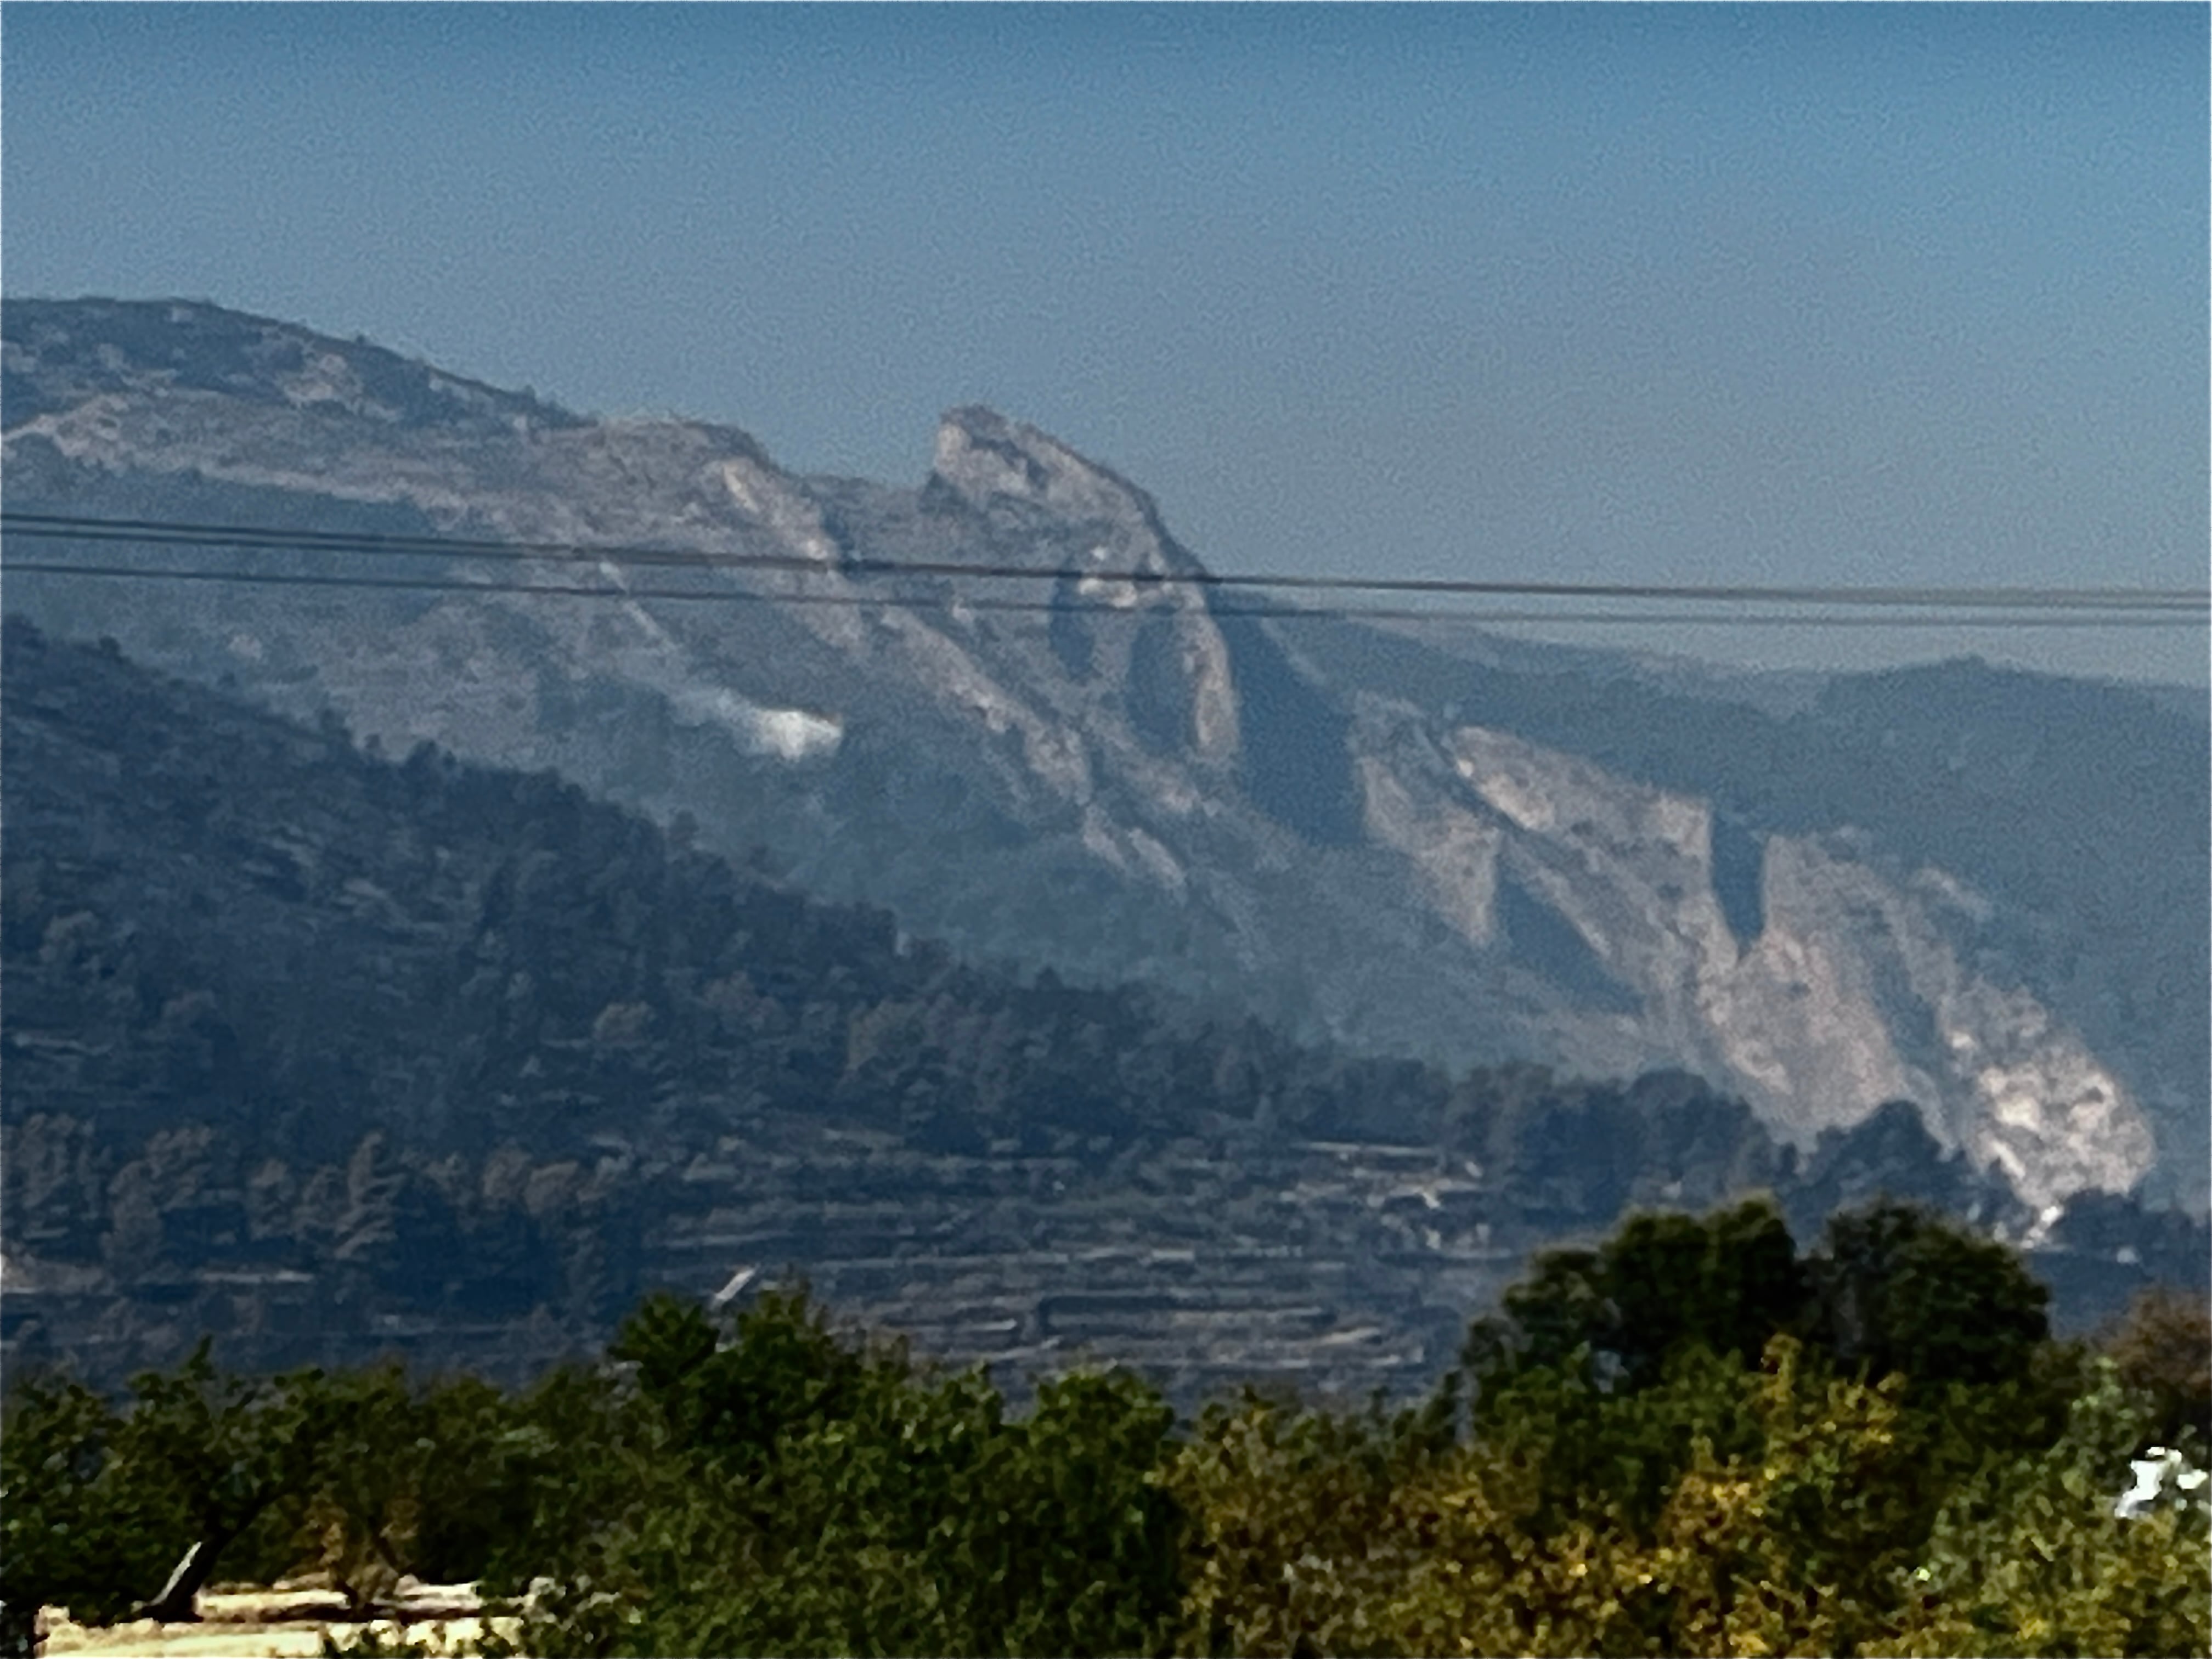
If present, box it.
[0,1342,312,1641]
[611,1285,872,1473]
[1000,1369,1186,1649]
[0,1351,553,1650]
[1468,1196,2057,1406]
[1464,1197,1808,1395]
[605,1294,723,1436]
[471,1362,661,1613]
[1,1374,154,1652]
[466,1286,1189,1657]
[1454,1194,2106,1596]
[1469,1341,1769,1538]
[1810,1198,2050,1392]
[257,1364,540,1605]
[106,1340,315,1615]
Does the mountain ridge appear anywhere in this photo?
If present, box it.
[4,295,2203,1214]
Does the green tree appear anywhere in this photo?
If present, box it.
[1463,1197,1807,1399]
[1809,1200,2050,1393]
[1866,1362,2211,1658]
[2104,1285,2212,1453]
[1389,1335,1914,1657]
[1,1374,151,1654]
[105,1341,316,1620]
[258,1365,532,1611]
[610,1285,867,1471]
[515,1286,1187,1657]
[0,1342,317,1643]
[1165,1391,1438,1657]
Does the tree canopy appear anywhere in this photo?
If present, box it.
[7,1198,2204,1657]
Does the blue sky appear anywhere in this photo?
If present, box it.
[4,3,2205,682]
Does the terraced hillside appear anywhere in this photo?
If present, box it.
[7,621,2197,1401]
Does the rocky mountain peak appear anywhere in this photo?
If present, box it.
[930,406,1202,579]
[2,295,585,439]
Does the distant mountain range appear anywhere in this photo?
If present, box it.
[4,296,2205,1221]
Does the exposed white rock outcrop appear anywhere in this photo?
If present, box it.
[932,408,1240,765]
[672,686,843,761]
[1350,721,2157,1210]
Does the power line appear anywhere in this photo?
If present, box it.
[7,559,2204,629]
[6,510,2204,616]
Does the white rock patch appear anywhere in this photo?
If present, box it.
[672,686,843,761]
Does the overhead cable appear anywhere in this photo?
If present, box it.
[7,559,2204,629]
[5,511,2203,616]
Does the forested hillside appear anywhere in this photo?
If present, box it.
[3,618,2200,1398]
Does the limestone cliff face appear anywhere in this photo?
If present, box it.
[4,297,2198,1215]
[927,405,1242,768]
[1355,715,2154,1210]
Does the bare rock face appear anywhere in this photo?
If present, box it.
[4,297,2200,1216]
[932,405,1169,531]
[1353,715,2155,1209]
[926,405,1243,766]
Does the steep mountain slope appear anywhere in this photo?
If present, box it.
[9,621,2195,1394]
[4,297,2202,1213]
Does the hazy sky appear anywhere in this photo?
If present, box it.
[5,4,2205,683]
